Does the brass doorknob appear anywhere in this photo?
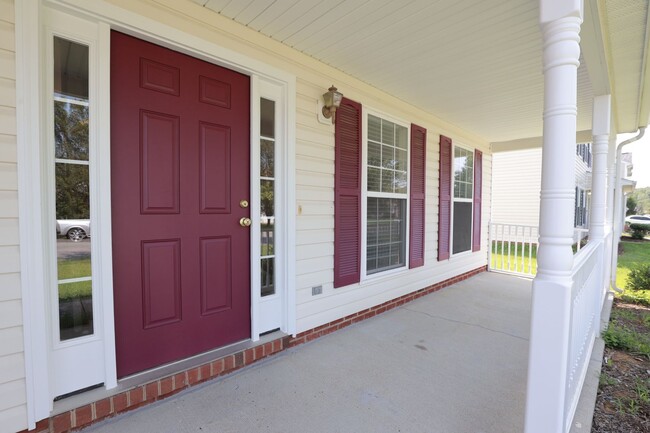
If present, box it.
[239,217,252,227]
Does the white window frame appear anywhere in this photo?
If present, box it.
[450,142,474,257]
[361,109,410,280]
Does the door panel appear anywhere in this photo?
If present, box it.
[111,32,251,378]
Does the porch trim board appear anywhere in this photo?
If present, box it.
[18,266,487,433]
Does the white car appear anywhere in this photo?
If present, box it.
[625,215,650,227]
[56,219,91,241]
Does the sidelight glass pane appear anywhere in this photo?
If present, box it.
[260,98,276,297]
[55,100,89,161]
[260,98,275,138]
[261,139,274,177]
[54,36,93,341]
[56,164,90,220]
[54,37,89,100]
[261,258,275,297]
[58,280,93,341]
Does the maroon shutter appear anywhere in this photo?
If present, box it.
[334,98,362,288]
[409,124,426,268]
[472,149,483,252]
[438,135,452,261]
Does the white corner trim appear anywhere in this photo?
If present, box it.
[285,77,297,337]
[16,0,52,427]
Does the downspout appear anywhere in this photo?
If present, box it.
[610,127,645,291]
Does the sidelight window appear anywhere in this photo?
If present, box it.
[260,98,275,296]
[53,36,93,341]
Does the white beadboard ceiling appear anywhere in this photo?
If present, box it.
[193,0,649,143]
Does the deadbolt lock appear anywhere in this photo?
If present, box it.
[240,200,249,208]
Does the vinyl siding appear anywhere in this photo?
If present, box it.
[490,148,543,227]
[0,0,27,431]
[491,148,592,230]
[104,0,491,333]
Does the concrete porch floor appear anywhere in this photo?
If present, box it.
[83,272,532,433]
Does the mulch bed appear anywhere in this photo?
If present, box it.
[592,301,650,433]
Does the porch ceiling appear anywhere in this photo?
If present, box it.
[192,0,650,142]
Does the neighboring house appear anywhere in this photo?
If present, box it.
[0,1,649,433]
[491,143,594,231]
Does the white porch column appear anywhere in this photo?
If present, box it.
[525,1,583,432]
[589,95,611,241]
[605,139,616,229]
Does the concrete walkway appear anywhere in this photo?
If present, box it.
[83,272,532,433]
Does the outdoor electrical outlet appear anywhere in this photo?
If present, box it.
[312,285,323,296]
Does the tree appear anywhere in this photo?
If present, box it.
[55,101,90,219]
[626,196,638,216]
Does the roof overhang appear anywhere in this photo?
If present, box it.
[192,0,650,142]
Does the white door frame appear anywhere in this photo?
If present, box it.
[17,0,296,427]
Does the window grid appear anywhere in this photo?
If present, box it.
[366,114,409,275]
[367,114,408,195]
[451,145,474,255]
[453,147,473,200]
[366,198,406,275]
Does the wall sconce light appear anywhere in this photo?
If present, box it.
[322,85,343,124]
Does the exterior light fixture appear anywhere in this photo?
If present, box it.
[322,85,343,124]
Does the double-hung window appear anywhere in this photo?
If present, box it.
[452,146,473,254]
[366,114,409,275]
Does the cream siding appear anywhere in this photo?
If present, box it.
[0,0,27,431]
[93,0,493,334]
[491,147,592,228]
[491,148,543,227]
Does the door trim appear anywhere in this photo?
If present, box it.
[18,0,296,427]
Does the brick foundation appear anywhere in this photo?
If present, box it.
[21,265,486,433]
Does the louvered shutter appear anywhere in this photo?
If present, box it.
[472,149,483,252]
[409,124,426,268]
[334,98,362,288]
[438,135,452,261]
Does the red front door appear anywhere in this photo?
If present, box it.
[110,32,251,378]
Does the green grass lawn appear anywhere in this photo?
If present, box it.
[490,241,538,274]
[58,257,92,301]
[616,240,650,306]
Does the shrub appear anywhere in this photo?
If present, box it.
[626,264,650,291]
[629,223,650,240]
[602,323,650,356]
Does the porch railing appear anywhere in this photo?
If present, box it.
[489,223,593,277]
[564,238,606,431]
[488,223,539,277]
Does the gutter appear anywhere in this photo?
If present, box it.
[610,127,646,292]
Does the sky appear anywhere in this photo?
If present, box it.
[619,132,650,188]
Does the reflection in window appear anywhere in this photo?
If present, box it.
[452,146,473,254]
[367,198,406,274]
[260,98,275,297]
[54,36,93,341]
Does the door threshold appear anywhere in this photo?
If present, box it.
[52,330,286,416]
